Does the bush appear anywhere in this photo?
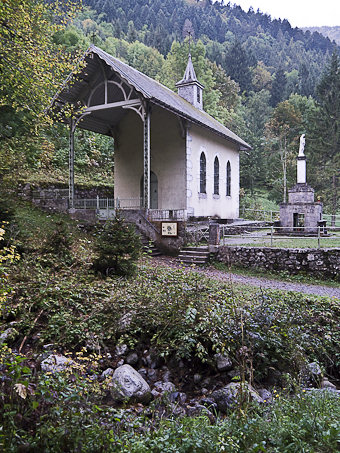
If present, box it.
[92,214,142,277]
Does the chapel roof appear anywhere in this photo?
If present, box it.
[53,45,251,150]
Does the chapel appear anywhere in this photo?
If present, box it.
[51,45,251,220]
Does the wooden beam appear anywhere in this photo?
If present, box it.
[85,98,141,113]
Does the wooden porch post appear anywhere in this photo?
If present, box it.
[143,105,150,209]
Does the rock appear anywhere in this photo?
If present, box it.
[125,352,139,366]
[201,377,211,388]
[186,404,216,422]
[201,397,217,411]
[266,367,282,386]
[41,354,74,373]
[306,362,322,376]
[42,343,55,351]
[115,344,128,356]
[301,362,322,387]
[117,312,135,333]
[227,369,241,381]
[151,389,161,398]
[169,392,187,404]
[101,368,114,379]
[137,368,147,380]
[147,369,158,382]
[193,373,202,384]
[145,350,163,369]
[117,359,124,367]
[258,388,273,403]
[162,369,172,382]
[212,382,263,413]
[321,378,336,390]
[0,328,18,345]
[214,353,233,372]
[110,364,151,403]
[153,381,176,394]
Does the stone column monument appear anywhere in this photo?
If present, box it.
[279,135,323,234]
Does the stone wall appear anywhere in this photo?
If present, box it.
[217,246,340,281]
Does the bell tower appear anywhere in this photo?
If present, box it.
[176,54,204,111]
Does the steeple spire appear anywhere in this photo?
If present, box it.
[176,54,204,110]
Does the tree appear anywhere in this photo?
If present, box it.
[224,39,255,93]
[0,0,82,178]
[270,67,287,107]
[265,101,302,203]
[0,0,81,118]
[309,51,340,219]
[92,214,142,277]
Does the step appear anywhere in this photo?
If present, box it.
[177,246,210,265]
[178,250,209,257]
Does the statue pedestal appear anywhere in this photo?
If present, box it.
[297,156,306,184]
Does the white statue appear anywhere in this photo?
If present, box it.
[298,134,305,156]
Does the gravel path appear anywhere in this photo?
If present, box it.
[150,256,340,299]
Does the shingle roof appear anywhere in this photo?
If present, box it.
[55,45,251,150]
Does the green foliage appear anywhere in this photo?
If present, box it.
[1,203,339,450]
[92,214,142,277]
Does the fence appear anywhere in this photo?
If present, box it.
[220,225,340,249]
[73,197,142,210]
[147,209,187,221]
[185,223,209,245]
[240,206,280,222]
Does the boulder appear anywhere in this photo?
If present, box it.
[321,378,336,390]
[301,362,322,387]
[153,381,176,394]
[41,354,74,373]
[0,328,18,345]
[214,353,233,371]
[258,388,273,403]
[110,364,151,403]
[212,382,263,413]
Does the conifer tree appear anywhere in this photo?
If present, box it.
[92,214,142,277]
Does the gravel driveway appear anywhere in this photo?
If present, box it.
[150,256,340,300]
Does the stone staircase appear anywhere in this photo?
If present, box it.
[177,246,210,265]
[139,232,162,257]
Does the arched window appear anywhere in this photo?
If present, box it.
[226,161,231,196]
[214,156,219,195]
[200,152,206,193]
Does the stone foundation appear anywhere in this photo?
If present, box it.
[217,246,340,281]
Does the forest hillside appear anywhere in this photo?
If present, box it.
[1,0,339,214]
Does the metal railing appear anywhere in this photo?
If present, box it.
[220,225,340,249]
[240,206,280,222]
[74,197,115,210]
[322,214,340,228]
[185,224,209,245]
[147,209,187,221]
[73,197,142,210]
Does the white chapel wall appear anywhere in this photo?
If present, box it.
[186,124,240,219]
[114,107,186,209]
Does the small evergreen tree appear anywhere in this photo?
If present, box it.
[92,214,142,277]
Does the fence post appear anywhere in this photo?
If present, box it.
[270,225,273,246]
[96,195,99,210]
[84,199,87,210]
[318,226,321,249]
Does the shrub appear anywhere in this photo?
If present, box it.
[92,214,142,277]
